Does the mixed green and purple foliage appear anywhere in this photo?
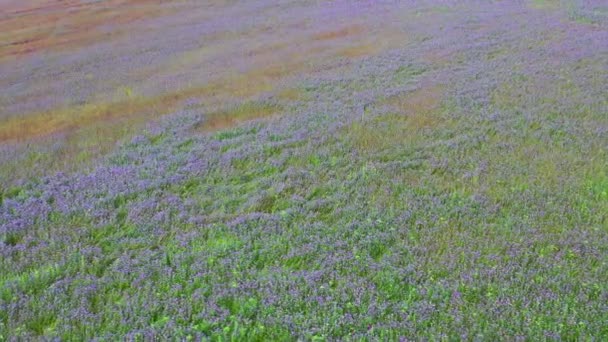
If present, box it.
[1,0,607,340]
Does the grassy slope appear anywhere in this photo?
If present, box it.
[1,0,607,340]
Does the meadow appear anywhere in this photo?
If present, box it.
[1,0,607,340]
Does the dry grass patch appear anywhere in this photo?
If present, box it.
[337,43,382,58]
[347,85,447,153]
[195,102,283,133]
[0,59,305,142]
[0,58,307,142]
[311,24,366,41]
[528,0,561,10]
[276,88,304,102]
[0,0,182,59]
[383,85,445,129]
[333,29,409,59]
[215,61,309,99]
[423,47,460,66]
[0,84,214,142]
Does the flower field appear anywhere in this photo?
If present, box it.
[1,0,607,339]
